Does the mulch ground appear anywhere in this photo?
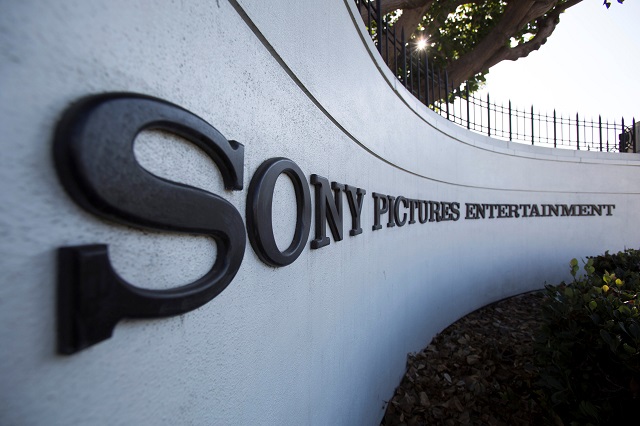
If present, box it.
[380,291,555,426]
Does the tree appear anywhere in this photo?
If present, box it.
[362,0,624,91]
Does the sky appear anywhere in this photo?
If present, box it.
[478,0,640,122]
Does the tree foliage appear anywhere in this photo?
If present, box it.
[371,0,624,90]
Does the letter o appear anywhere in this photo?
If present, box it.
[246,157,311,267]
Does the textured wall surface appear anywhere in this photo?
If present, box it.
[1,0,639,425]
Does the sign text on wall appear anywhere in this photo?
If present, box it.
[54,93,614,354]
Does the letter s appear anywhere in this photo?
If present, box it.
[54,93,245,354]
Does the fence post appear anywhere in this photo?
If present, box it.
[430,62,435,109]
[466,84,470,130]
[607,119,610,152]
[383,6,388,62]
[487,93,491,137]
[576,113,580,150]
[416,51,420,100]
[553,110,557,148]
[401,29,407,87]
[531,105,535,145]
[634,118,637,152]
[437,68,442,109]
[598,115,603,152]
[508,100,512,141]
[376,0,382,53]
[445,71,450,119]
[622,117,625,152]
[366,0,372,36]
[392,24,397,75]
[409,42,414,93]
[424,54,429,105]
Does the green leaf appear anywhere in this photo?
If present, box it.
[618,321,628,335]
[600,329,613,345]
[618,305,632,315]
[578,400,599,420]
[623,343,636,354]
[570,258,579,276]
[600,329,620,352]
[628,322,640,339]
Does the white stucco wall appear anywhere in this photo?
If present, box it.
[1,1,639,425]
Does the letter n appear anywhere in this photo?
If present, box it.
[310,175,344,249]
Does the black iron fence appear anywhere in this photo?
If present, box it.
[354,0,637,152]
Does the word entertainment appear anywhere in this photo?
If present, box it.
[53,93,616,354]
[464,203,615,220]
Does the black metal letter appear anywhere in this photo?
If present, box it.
[246,158,311,266]
[54,93,246,354]
[429,201,441,222]
[418,201,429,224]
[344,185,366,236]
[310,175,344,249]
[408,199,418,224]
[387,195,396,227]
[394,196,408,227]
[372,192,389,230]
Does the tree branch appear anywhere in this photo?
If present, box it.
[358,0,587,92]
[445,0,583,86]
[393,1,434,40]
[480,0,583,73]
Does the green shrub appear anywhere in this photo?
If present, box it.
[535,249,640,425]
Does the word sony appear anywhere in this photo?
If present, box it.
[54,93,368,354]
[54,93,615,354]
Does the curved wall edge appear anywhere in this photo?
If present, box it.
[1,1,638,425]
[341,0,640,169]
[235,0,640,195]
